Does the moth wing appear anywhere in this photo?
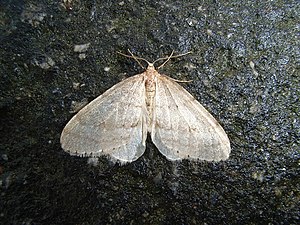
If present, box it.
[151,75,230,161]
[61,73,148,163]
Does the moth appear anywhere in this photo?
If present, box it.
[61,50,231,164]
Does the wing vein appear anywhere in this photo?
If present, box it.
[162,78,198,147]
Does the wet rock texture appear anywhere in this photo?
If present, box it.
[0,0,299,224]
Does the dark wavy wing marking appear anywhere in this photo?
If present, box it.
[61,73,148,163]
[151,75,230,161]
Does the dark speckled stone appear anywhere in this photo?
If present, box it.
[0,0,299,224]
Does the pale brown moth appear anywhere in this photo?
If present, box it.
[61,50,231,164]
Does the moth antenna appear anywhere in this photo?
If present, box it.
[155,51,192,69]
[156,50,174,69]
[117,50,151,69]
